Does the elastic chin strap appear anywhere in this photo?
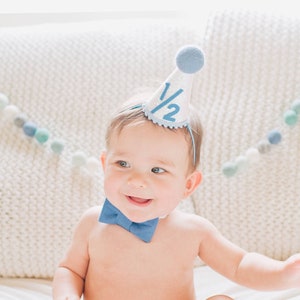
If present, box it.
[186,124,196,166]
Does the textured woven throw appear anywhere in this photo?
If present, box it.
[192,10,300,260]
[1,11,300,279]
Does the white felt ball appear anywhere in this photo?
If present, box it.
[257,140,271,154]
[3,104,20,120]
[245,147,260,164]
[0,93,9,109]
[71,151,87,167]
[86,156,101,174]
[235,155,248,172]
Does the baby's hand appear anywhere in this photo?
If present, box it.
[284,253,300,287]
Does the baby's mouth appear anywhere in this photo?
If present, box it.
[126,195,152,207]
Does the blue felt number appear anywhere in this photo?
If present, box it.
[163,103,180,121]
[150,82,183,122]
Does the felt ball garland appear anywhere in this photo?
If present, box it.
[0,92,101,175]
[0,91,299,178]
[221,99,300,178]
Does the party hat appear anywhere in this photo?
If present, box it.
[143,45,204,128]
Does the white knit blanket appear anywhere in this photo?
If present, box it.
[0,9,299,290]
[192,9,300,261]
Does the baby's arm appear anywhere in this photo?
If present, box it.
[235,252,300,290]
[52,267,83,300]
[198,218,300,290]
[52,206,100,300]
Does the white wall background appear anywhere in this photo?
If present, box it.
[0,0,299,27]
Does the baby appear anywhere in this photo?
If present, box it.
[52,46,300,300]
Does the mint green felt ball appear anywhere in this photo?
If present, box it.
[50,139,65,154]
[283,109,298,126]
[222,161,238,177]
[35,128,50,144]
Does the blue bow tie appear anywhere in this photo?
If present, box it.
[99,199,159,243]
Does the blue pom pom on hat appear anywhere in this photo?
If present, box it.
[176,45,205,74]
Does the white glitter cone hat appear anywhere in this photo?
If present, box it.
[143,45,204,128]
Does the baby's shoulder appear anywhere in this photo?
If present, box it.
[77,205,102,227]
[83,205,102,217]
[171,210,218,234]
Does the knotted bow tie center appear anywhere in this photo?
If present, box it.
[99,199,159,243]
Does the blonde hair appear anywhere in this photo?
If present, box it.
[105,96,203,171]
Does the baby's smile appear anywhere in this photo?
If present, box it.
[126,195,153,207]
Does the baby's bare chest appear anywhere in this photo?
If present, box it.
[83,218,201,299]
[87,223,198,281]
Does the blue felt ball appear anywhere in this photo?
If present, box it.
[23,121,38,137]
[176,45,204,74]
[267,129,282,145]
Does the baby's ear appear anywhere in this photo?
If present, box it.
[184,170,202,198]
[100,151,107,170]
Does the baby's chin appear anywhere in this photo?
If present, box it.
[112,197,170,223]
[126,212,169,223]
[120,209,157,223]
[125,213,157,223]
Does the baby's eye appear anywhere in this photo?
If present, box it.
[117,160,130,168]
[151,167,166,174]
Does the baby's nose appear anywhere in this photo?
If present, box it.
[127,172,146,188]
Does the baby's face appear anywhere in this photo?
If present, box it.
[102,121,193,223]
